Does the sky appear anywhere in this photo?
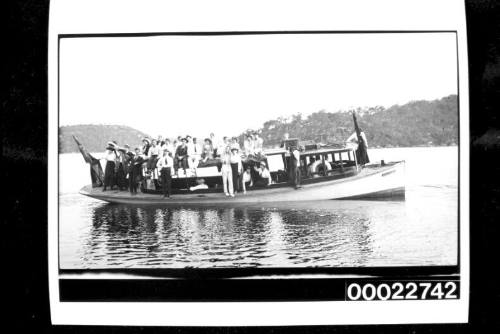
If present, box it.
[59,32,457,138]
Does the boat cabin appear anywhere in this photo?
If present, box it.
[142,144,360,195]
[296,147,359,179]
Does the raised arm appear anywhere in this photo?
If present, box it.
[346,132,358,143]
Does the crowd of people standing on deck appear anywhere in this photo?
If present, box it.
[100,132,271,198]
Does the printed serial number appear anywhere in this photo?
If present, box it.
[346,281,459,301]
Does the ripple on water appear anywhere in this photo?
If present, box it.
[60,185,458,268]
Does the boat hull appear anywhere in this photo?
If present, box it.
[79,161,405,205]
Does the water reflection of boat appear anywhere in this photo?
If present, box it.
[82,203,374,268]
[77,115,405,204]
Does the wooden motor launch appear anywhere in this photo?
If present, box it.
[77,114,406,204]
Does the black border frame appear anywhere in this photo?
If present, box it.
[12,0,500,330]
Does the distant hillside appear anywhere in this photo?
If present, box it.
[59,124,150,153]
[60,95,458,153]
[250,95,458,148]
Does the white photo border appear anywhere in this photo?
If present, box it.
[48,0,469,325]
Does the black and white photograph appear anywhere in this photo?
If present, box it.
[58,32,458,270]
[47,0,470,326]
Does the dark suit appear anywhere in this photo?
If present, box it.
[129,156,144,194]
[174,145,188,172]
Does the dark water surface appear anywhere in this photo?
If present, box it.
[59,147,458,268]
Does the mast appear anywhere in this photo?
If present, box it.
[352,112,370,165]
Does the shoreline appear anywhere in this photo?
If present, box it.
[59,144,458,155]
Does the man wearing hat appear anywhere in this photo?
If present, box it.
[103,141,117,191]
[128,147,144,195]
[186,135,199,170]
[280,132,290,149]
[209,133,218,156]
[253,161,272,187]
[124,147,135,185]
[156,148,174,198]
[229,146,243,193]
[116,144,131,190]
[241,165,253,194]
[174,137,189,176]
[192,137,202,164]
[289,145,302,189]
[220,146,234,197]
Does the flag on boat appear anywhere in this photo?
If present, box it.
[73,135,104,187]
[352,112,370,165]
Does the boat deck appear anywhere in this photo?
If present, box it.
[79,161,405,205]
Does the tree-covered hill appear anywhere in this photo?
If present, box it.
[59,124,151,153]
[251,95,458,148]
[59,95,458,153]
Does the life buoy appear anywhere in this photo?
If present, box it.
[309,160,332,177]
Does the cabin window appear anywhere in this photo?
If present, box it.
[267,154,285,172]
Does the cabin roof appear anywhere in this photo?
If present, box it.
[300,146,355,156]
[264,148,288,155]
[264,146,355,156]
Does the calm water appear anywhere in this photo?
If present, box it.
[59,146,458,269]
